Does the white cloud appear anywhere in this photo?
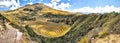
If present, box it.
[0,0,12,8]
[70,5,120,13]
[9,6,19,10]
[27,2,33,5]
[45,0,71,10]
[58,3,71,10]
[51,0,61,2]
[10,0,20,10]
[0,0,21,10]
[37,0,43,3]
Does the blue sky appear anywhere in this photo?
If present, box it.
[0,0,120,13]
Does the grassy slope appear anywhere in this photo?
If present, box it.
[0,3,120,43]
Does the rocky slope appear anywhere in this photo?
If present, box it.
[0,3,120,43]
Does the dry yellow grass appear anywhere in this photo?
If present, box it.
[40,8,70,15]
[0,12,22,25]
[15,3,71,16]
[98,15,120,37]
[28,21,70,38]
[78,36,89,43]
[91,34,120,43]
[23,17,70,38]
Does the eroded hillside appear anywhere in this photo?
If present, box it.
[0,3,120,43]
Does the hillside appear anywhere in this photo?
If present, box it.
[0,3,120,43]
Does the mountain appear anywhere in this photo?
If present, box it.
[0,3,120,43]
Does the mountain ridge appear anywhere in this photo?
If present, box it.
[0,3,120,43]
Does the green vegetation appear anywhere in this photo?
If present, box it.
[0,3,120,43]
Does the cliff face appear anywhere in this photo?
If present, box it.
[0,3,120,43]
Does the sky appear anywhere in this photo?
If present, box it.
[0,0,120,13]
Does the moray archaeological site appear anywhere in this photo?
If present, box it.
[0,3,120,43]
